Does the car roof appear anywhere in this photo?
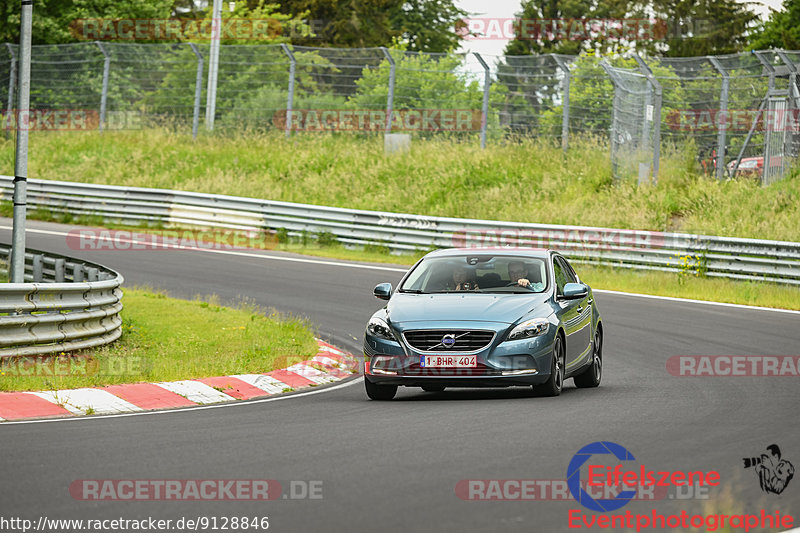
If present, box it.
[422,247,553,260]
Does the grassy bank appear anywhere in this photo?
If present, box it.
[0,288,320,392]
[1,129,799,241]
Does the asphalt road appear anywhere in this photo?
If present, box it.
[1,219,799,533]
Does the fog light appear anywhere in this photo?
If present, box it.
[501,369,539,376]
[371,355,400,375]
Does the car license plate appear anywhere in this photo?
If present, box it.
[420,355,477,368]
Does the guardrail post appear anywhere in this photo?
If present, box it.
[380,47,396,134]
[189,43,204,140]
[73,264,84,282]
[54,258,65,282]
[4,44,15,140]
[709,57,729,180]
[281,44,296,139]
[553,55,571,153]
[95,41,110,133]
[87,267,98,282]
[473,53,491,149]
[32,254,43,282]
[633,54,662,183]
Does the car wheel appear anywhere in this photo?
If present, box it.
[574,326,602,388]
[365,378,397,401]
[534,335,564,397]
[421,384,446,392]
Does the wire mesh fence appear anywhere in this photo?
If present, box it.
[1,42,799,184]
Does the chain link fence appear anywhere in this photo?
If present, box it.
[1,42,799,184]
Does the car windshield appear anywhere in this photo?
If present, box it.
[399,255,548,294]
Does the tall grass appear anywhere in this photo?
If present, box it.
[0,129,798,240]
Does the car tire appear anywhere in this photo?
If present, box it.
[421,385,446,392]
[365,378,397,400]
[574,326,602,388]
[534,335,564,397]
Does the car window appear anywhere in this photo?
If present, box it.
[557,257,577,285]
[553,258,568,295]
[561,257,580,283]
[399,255,548,294]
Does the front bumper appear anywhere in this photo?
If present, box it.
[364,327,555,388]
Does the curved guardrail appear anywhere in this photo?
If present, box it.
[0,243,123,357]
[1,175,799,285]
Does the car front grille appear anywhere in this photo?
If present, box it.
[402,330,495,353]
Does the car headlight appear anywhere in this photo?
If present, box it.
[366,317,397,341]
[506,318,550,341]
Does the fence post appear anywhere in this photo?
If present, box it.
[599,60,621,179]
[633,54,662,183]
[205,0,222,131]
[95,42,110,133]
[189,43,204,140]
[753,50,776,93]
[281,44,296,139]
[553,55,571,153]
[473,52,491,149]
[380,47,395,133]
[4,44,16,139]
[776,49,799,161]
[709,57,729,180]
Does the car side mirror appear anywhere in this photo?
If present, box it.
[562,282,588,300]
[373,283,393,300]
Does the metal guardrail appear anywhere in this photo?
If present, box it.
[1,175,799,286]
[0,242,123,357]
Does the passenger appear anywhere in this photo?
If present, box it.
[450,266,479,291]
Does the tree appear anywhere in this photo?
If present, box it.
[503,0,634,57]
[749,0,800,50]
[0,0,174,45]
[388,0,469,52]
[274,0,399,48]
[647,0,759,57]
[503,0,759,58]
[275,0,467,51]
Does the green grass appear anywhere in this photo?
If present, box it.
[1,129,799,241]
[0,288,319,392]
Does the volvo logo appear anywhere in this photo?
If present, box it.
[441,334,456,348]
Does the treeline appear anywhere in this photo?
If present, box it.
[0,0,796,56]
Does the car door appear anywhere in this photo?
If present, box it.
[554,256,592,369]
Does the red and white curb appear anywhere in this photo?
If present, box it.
[0,340,359,422]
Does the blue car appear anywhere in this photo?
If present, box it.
[363,249,603,400]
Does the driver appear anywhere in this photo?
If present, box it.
[508,261,542,290]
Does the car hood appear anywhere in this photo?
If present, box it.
[386,293,551,325]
